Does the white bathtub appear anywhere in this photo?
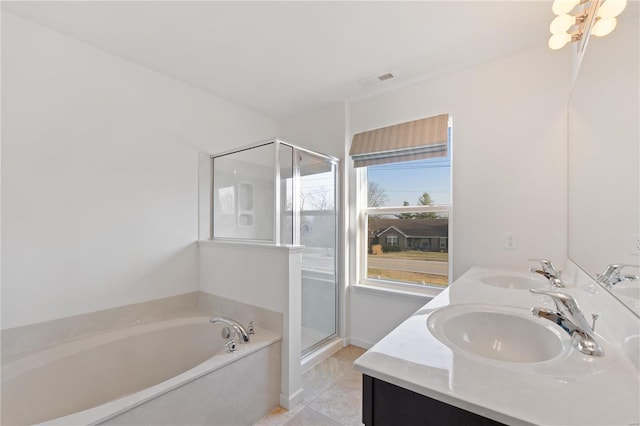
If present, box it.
[1,315,281,425]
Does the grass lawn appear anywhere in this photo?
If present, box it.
[370,251,448,262]
[368,268,449,287]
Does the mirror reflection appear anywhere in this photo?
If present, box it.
[568,10,639,315]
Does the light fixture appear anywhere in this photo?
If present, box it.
[550,14,577,34]
[547,0,627,50]
[549,32,574,50]
[552,0,580,15]
[592,17,618,36]
[597,0,627,18]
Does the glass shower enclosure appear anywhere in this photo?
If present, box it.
[211,140,339,355]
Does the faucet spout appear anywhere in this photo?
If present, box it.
[596,264,640,288]
[529,289,604,357]
[530,307,603,356]
[530,268,564,288]
[528,259,564,287]
[209,317,250,343]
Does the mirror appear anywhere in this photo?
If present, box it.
[568,10,639,316]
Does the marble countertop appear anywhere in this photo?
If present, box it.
[353,266,640,426]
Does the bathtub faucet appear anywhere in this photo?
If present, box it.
[209,317,250,343]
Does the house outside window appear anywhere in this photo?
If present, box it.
[351,114,452,290]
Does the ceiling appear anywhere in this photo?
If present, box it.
[3,1,561,119]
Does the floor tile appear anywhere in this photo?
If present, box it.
[254,404,304,426]
[331,345,366,363]
[308,383,362,426]
[254,345,367,426]
[301,369,334,403]
[283,406,342,426]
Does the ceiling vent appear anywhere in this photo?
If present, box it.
[359,71,398,87]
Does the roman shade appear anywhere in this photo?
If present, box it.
[349,113,449,167]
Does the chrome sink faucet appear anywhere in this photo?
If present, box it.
[209,317,251,343]
[529,258,564,288]
[596,264,639,289]
[529,288,604,357]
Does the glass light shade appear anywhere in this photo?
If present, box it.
[592,17,618,36]
[552,0,579,15]
[597,0,627,18]
[548,32,572,50]
[550,14,577,34]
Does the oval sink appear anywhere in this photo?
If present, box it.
[427,304,569,363]
[613,285,640,300]
[480,275,546,290]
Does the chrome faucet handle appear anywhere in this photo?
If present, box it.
[529,288,580,317]
[597,264,640,287]
[248,321,255,335]
[528,258,561,278]
[529,289,604,357]
[225,339,237,353]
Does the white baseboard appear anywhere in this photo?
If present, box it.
[345,336,374,349]
[279,387,303,410]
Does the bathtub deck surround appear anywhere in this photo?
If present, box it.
[354,266,640,425]
[197,291,283,335]
[2,313,282,425]
[2,292,285,425]
[1,290,282,360]
[0,292,199,359]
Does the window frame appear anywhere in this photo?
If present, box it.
[356,166,452,294]
[439,238,447,250]
[386,235,399,246]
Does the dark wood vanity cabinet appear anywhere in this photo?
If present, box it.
[362,375,505,426]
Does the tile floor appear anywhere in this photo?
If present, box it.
[255,345,367,426]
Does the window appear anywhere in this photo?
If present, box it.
[351,114,452,290]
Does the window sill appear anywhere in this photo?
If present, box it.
[197,239,305,252]
[350,282,440,303]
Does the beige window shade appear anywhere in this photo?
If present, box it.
[349,113,449,168]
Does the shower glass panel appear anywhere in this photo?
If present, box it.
[298,152,337,355]
[211,140,339,356]
[213,144,275,241]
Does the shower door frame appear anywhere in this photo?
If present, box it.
[210,139,341,355]
[292,144,340,356]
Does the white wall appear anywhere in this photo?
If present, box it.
[568,17,639,276]
[1,13,279,329]
[349,287,428,348]
[198,242,303,409]
[280,103,347,159]
[199,243,291,314]
[346,45,572,345]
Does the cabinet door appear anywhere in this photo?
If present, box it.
[362,375,505,426]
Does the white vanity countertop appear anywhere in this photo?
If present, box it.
[353,267,640,426]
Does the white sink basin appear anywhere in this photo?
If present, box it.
[624,335,639,369]
[613,285,640,300]
[427,304,569,363]
[480,274,546,290]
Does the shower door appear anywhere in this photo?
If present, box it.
[297,150,338,355]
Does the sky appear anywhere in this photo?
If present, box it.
[368,157,451,206]
[289,154,452,210]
